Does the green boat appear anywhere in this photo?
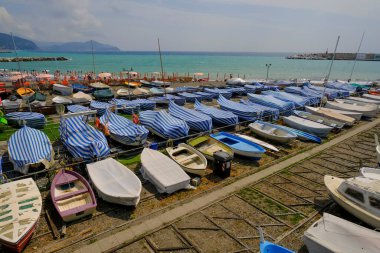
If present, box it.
[187,135,234,160]
[93,89,114,100]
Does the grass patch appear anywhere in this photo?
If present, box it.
[42,123,60,142]
[119,113,133,120]
[117,154,141,165]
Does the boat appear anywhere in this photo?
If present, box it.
[360,167,380,180]
[2,97,21,110]
[6,112,46,129]
[0,178,42,253]
[67,104,90,113]
[194,91,214,101]
[258,227,294,253]
[86,158,142,205]
[324,175,380,228]
[53,83,73,96]
[150,87,165,94]
[262,90,316,107]
[211,132,265,159]
[124,81,141,88]
[139,110,189,139]
[99,109,149,146]
[30,92,47,107]
[204,88,232,99]
[90,82,110,89]
[248,93,294,116]
[235,134,279,152]
[325,101,377,118]
[187,135,234,160]
[151,80,171,87]
[217,95,260,121]
[117,89,131,97]
[8,126,54,174]
[93,89,114,100]
[345,96,380,105]
[293,110,345,129]
[303,212,380,253]
[117,88,150,96]
[178,92,203,102]
[363,93,380,101]
[51,169,97,222]
[194,100,238,126]
[140,79,151,86]
[16,87,35,100]
[283,115,333,137]
[133,87,151,95]
[111,98,140,114]
[72,83,94,93]
[165,94,185,106]
[335,98,379,110]
[90,101,113,116]
[166,143,207,176]
[375,134,380,166]
[305,106,356,126]
[239,99,281,121]
[168,101,212,132]
[130,98,156,110]
[249,120,297,143]
[276,125,322,143]
[71,91,93,103]
[52,96,72,104]
[140,148,190,194]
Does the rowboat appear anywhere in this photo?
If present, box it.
[116,88,131,97]
[235,133,279,152]
[140,148,190,194]
[2,97,22,110]
[53,83,73,96]
[0,178,42,253]
[345,96,380,105]
[90,82,110,89]
[211,132,265,159]
[320,107,362,120]
[72,83,94,93]
[305,106,356,126]
[124,81,141,88]
[335,98,379,110]
[324,175,380,228]
[360,167,380,180]
[166,143,207,176]
[187,135,234,160]
[150,87,165,94]
[293,110,345,129]
[52,96,72,104]
[217,95,260,121]
[258,227,294,253]
[363,93,380,101]
[93,89,114,100]
[151,80,171,87]
[51,169,97,222]
[326,101,377,118]
[283,115,333,138]
[132,87,150,95]
[303,213,380,253]
[71,91,93,103]
[248,93,294,116]
[276,125,322,143]
[249,120,297,143]
[16,87,35,100]
[6,112,46,129]
[86,158,142,206]
[194,100,238,126]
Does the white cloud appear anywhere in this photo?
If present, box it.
[0,6,35,38]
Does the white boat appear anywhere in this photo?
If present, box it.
[52,96,72,104]
[236,133,279,152]
[90,82,110,89]
[86,158,142,206]
[116,88,131,96]
[140,148,191,194]
[363,93,380,101]
[305,106,355,126]
[324,175,380,228]
[283,115,333,138]
[325,101,377,118]
[320,107,362,120]
[117,88,150,96]
[71,91,93,103]
[2,99,21,110]
[375,134,380,166]
[303,212,380,253]
[345,96,380,105]
[166,143,207,176]
[335,99,379,110]
[360,167,380,180]
[152,80,171,87]
[53,83,73,96]
[248,121,297,144]
[0,178,42,252]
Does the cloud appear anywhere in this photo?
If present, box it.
[0,6,35,38]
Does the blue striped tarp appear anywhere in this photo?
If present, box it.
[90,101,113,116]
[6,112,46,129]
[262,90,316,107]
[60,116,110,160]
[225,87,246,96]
[284,86,322,102]
[247,93,294,116]
[130,99,156,110]
[204,88,232,99]
[100,110,149,146]
[194,100,238,126]
[110,98,140,114]
[304,83,350,98]
[194,92,214,101]
[67,104,90,113]
[168,101,212,132]
[217,95,261,121]
[8,126,53,174]
[175,86,199,92]
[178,92,203,102]
[326,82,357,92]
[139,110,189,139]
[165,94,186,106]
[240,99,280,120]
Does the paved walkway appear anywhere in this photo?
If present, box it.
[72,118,380,253]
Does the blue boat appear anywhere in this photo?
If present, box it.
[150,87,165,94]
[240,99,280,121]
[262,90,316,107]
[276,125,322,143]
[217,95,261,121]
[247,94,294,116]
[6,112,46,129]
[67,104,90,113]
[72,83,94,93]
[175,86,199,92]
[259,227,295,253]
[93,89,114,100]
[210,132,265,159]
[194,100,238,126]
[204,88,232,99]
[194,91,214,101]
[169,101,212,132]
[90,101,113,116]
[111,98,140,114]
[178,92,203,102]
[130,98,156,110]
[139,110,189,139]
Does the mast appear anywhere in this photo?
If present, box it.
[91,40,96,79]
[348,32,365,82]
[10,33,24,83]
[157,37,166,96]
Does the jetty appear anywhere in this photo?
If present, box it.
[286,52,380,61]
[0,56,69,62]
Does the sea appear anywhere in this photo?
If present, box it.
[1,51,380,81]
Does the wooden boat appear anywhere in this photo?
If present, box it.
[187,135,234,161]
[277,125,322,143]
[258,227,294,253]
[324,175,380,228]
[53,83,73,96]
[211,132,265,159]
[71,91,93,103]
[51,169,97,222]
[293,110,345,129]
[0,178,42,252]
[326,101,377,118]
[16,87,35,100]
[124,81,141,88]
[166,143,207,176]
[249,121,297,143]
[140,148,190,194]
[86,158,142,206]
[360,167,380,180]
[305,106,355,126]
[236,133,279,152]
[303,212,380,253]
[283,115,333,138]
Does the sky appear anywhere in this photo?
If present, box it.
[1,0,379,52]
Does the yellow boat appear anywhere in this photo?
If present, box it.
[124,81,141,88]
[16,87,35,100]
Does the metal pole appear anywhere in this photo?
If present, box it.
[157,37,165,96]
[320,35,340,107]
[348,32,365,82]
[265,64,271,82]
[91,40,96,78]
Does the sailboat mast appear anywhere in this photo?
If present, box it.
[157,37,166,96]
[91,40,96,78]
[348,32,365,82]
[10,33,24,83]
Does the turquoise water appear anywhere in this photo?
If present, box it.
[1,51,379,81]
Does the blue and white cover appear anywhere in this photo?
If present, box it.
[240,99,280,120]
[90,101,113,116]
[130,99,156,110]
[175,86,199,92]
[326,81,358,92]
[244,84,261,93]
[194,100,238,126]
[168,101,212,132]
[178,92,203,102]
[100,110,149,145]
[150,87,164,94]
[304,83,350,98]
[204,88,232,99]
[270,80,294,86]
[194,91,214,101]
[247,93,294,116]
[139,110,189,139]
[284,86,322,102]
[111,98,140,114]
[262,90,317,107]
[67,104,90,113]
[60,116,110,160]
[165,94,186,106]
[217,95,261,121]
[225,87,246,96]
[6,112,46,129]
[8,126,53,174]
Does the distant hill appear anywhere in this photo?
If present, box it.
[0,33,39,50]
[36,40,120,52]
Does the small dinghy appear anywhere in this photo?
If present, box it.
[345,96,380,105]
[360,167,380,180]
[276,125,322,143]
[71,91,93,103]
[305,106,356,126]
[72,83,94,93]
[235,134,279,152]
[86,158,142,205]
[211,132,265,159]
[116,88,131,97]
[258,227,294,253]
[178,92,203,102]
[217,95,261,121]
[53,83,73,96]
[166,143,207,176]
[90,101,113,116]
[150,87,165,94]
[249,121,297,144]
[93,89,114,100]
[130,98,156,110]
[90,82,110,89]
[194,100,238,126]
[194,91,214,101]
[325,101,377,118]
[51,169,97,222]
[6,112,46,129]
[140,148,190,194]
[363,93,380,101]
[16,87,35,100]
[0,178,42,253]
[283,115,333,138]
[52,96,72,104]
[67,104,91,113]
[324,175,380,228]
[111,98,140,114]
[303,212,380,253]
[293,110,345,129]
[335,98,379,110]
[2,97,21,110]
[187,135,234,160]
[204,88,232,99]
[321,107,362,120]
[248,93,294,116]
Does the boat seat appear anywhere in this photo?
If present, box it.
[60,202,95,217]
[176,154,198,164]
[55,188,89,201]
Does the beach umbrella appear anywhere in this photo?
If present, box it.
[98,72,112,78]
[36,73,53,79]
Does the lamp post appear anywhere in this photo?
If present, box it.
[265,64,271,83]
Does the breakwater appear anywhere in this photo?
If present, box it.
[286,52,380,61]
[0,56,69,62]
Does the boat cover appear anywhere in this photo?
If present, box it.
[284,86,322,101]
[217,95,260,121]
[90,101,113,116]
[194,100,238,125]
[6,112,46,129]
[165,94,186,106]
[204,88,232,99]
[262,90,317,107]
[178,92,203,102]
[110,98,140,114]
[326,81,358,92]
[225,87,246,96]
[67,104,90,113]
[130,98,156,110]
[304,83,349,98]
[169,101,212,131]
[247,93,294,115]
[194,91,214,100]
[240,99,280,120]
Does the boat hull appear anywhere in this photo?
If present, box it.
[0,222,38,253]
[249,122,297,144]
